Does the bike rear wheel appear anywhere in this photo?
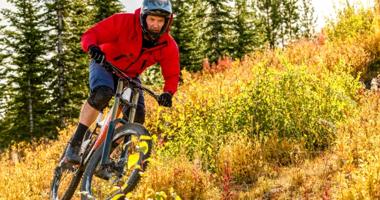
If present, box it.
[80,123,152,200]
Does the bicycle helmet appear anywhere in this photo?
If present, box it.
[140,0,173,40]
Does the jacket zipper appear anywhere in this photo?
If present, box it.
[124,41,168,71]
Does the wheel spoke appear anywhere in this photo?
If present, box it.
[80,125,153,199]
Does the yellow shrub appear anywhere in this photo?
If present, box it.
[216,133,268,184]
[332,92,380,199]
[0,127,74,199]
[131,155,221,200]
[261,135,308,167]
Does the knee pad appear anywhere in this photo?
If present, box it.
[87,86,113,111]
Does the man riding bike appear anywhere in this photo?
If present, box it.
[65,0,180,164]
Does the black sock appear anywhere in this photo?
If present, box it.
[70,123,88,146]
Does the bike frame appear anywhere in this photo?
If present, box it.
[82,61,158,168]
[50,61,159,200]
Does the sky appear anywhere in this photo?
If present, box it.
[0,0,376,31]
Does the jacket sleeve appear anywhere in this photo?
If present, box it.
[81,14,123,52]
[159,40,180,95]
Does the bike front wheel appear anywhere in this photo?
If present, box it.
[50,145,84,200]
[80,123,152,200]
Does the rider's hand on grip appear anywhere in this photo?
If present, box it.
[88,45,105,64]
[158,92,172,107]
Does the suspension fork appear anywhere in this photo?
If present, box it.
[127,87,140,123]
[99,79,124,166]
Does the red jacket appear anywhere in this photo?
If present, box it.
[81,9,180,94]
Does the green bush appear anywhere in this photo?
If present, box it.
[152,61,360,172]
[243,62,360,150]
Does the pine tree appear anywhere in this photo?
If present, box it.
[281,0,299,45]
[90,0,123,22]
[203,0,234,64]
[0,23,9,146]
[0,31,6,122]
[281,0,315,42]
[0,0,56,145]
[299,0,316,38]
[44,0,92,127]
[254,0,315,48]
[232,0,264,59]
[254,0,283,48]
[171,0,206,71]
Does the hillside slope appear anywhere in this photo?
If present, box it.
[0,5,380,200]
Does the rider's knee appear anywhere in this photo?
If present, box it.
[87,86,113,111]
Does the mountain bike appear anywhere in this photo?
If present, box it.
[50,61,158,200]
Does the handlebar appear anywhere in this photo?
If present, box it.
[103,61,160,101]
